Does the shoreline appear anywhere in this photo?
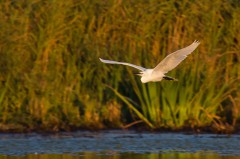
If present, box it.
[0,123,239,134]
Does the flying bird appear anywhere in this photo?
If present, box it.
[100,40,200,83]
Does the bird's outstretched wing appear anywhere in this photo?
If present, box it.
[99,58,146,71]
[153,40,200,74]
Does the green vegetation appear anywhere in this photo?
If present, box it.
[0,0,239,132]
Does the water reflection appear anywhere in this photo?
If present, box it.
[0,152,240,159]
[0,131,240,157]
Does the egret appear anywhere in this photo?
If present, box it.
[100,40,200,83]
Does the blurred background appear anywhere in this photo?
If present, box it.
[0,0,239,133]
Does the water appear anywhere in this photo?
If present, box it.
[0,130,240,158]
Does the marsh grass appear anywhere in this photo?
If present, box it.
[0,0,239,132]
[119,60,237,129]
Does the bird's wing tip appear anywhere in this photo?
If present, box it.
[193,40,201,44]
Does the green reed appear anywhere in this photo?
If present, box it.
[0,0,239,131]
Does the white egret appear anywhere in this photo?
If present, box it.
[100,40,200,83]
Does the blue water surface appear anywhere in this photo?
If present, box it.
[0,130,239,156]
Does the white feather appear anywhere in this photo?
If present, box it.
[100,40,200,83]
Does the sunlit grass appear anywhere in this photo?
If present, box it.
[0,0,239,132]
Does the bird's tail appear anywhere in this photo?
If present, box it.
[163,76,178,81]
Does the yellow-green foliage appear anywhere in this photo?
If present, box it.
[0,0,239,131]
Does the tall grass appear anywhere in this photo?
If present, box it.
[0,0,239,132]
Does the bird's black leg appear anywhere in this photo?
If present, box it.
[163,76,178,81]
